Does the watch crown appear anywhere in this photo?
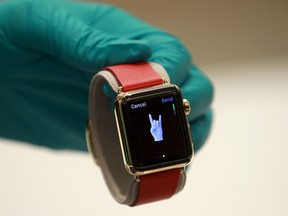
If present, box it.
[183,99,191,115]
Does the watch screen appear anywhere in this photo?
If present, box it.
[116,86,192,171]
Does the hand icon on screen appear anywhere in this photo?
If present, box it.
[149,114,163,142]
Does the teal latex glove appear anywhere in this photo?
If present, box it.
[0,0,213,152]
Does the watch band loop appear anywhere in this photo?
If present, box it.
[105,62,164,91]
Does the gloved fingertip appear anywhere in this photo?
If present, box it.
[125,43,152,63]
[100,40,152,67]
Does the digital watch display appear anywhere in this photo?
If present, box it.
[115,85,192,173]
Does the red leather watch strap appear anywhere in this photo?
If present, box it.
[134,169,181,206]
[105,62,163,92]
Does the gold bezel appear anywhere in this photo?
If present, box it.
[113,84,194,176]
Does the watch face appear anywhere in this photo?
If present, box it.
[115,85,193,172]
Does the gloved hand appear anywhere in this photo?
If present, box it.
[0,0,213,152]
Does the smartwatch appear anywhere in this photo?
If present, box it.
[86,62,194,206]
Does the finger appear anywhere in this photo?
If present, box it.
[149,38,191,85]
[7,1,151,72]
[190,109,213,153]
[149,114,153,125]
[159,115,162,125]
[180,65,214,122]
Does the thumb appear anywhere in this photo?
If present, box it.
[6,0,151,71]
